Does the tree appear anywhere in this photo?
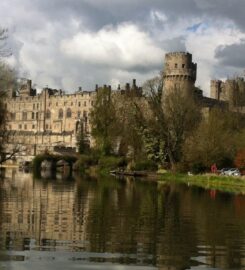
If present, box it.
[163,87,202,168]
[90,86,118,155]
[183,108,239,171]
[0,28,19,163]
[113,91,145,161]
[76,120,90,154]
[134,76,201,170]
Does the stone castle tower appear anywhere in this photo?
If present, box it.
[163,52,197,97]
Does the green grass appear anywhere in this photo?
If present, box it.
[159,172,245,194]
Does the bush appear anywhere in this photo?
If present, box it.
[131,160,157,171]
[174,162,189,173]
[98,156,127,170]
[73,154,96,172]
[191,162,207,174]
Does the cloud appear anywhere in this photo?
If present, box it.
[1,0,245,94]
[61,23,164,72]
[215,41,245,69]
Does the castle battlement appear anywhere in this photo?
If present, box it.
[165,52,192,58]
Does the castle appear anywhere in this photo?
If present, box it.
[3,52,245,162]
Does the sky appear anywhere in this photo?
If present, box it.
[1,0,245,95]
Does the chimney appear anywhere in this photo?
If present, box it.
[133,79,136,87]
[78,86,82,92]
[126,83,130,91]
[27,80,32,93]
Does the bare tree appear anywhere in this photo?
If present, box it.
[0,27,20,164]
[134,77,201,170]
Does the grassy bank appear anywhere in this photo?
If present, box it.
[159,172,245,194]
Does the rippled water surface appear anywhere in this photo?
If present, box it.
[0,169,245,270]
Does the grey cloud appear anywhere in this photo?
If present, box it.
[215,41,245,69]
[32,0,245,31]
[1,0,245,94]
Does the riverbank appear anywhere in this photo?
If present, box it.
[159,172,245,194]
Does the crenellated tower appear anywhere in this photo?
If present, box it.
[163,52,197,97]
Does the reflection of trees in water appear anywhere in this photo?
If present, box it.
[188,188,245,269]
[0,171,245,269]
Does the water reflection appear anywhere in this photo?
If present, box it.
[0,169,245,269]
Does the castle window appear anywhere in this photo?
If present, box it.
[19,124,22,129]
[11,113,16,120]
[175,63,178,68]
[33,104,35,110]
[91,101,94,106]
[66,108,72,118]
[58,109,63,119]
[71,102,73,106]
[84,101,86,106]
[32,124,35,129]
[83,111,87,117]
[78,102,81,107]
[22,112,27,120]
[32,112,35,119]
[46,110,51,119]
[24,124,27,130]
[56,102,58,106]
[77,111,81,118]
[182,64,185,68]
[37,104,39,109]
[36,112,39,120]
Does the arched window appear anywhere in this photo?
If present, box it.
[66,108,72,118]
[46,110,51,119]
[58,109,63,119]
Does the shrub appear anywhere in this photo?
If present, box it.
[191,162,207,174]
[131,160,157,171]
[98,156,127,170]
[73,154,95,172]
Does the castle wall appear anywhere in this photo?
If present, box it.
[210,78,245,109]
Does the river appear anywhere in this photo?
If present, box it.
[0,169,245,270]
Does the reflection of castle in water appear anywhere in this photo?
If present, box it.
[0,170,245,269]
[0,170,94,251]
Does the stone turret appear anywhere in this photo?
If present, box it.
[210,80,222,100]
[163,52,197,97]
